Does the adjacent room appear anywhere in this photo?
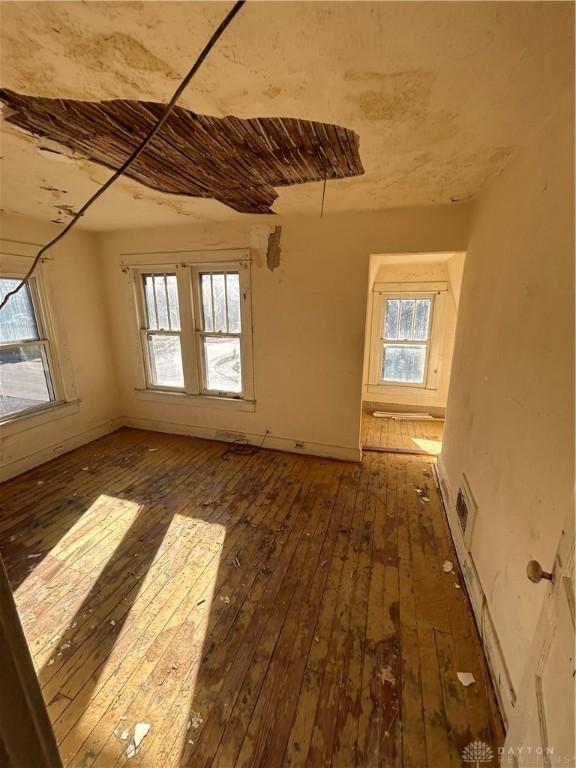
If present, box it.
[360,250,465,455]
[0,2,573,767]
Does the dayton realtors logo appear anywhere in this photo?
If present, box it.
[462,741,495,766]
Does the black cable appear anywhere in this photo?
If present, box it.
[320,171,327,218]
[0,0,246,312]
[221,429,270,460]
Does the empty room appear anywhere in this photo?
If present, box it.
[0,2,574,767]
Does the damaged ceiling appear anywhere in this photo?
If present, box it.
[0,89,363,214]
[0,1,573,230]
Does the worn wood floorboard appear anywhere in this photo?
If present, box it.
[0,427,502,767]
[361,411,444,456]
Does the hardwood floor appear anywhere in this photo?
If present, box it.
[0,428,502,767]
[361,411,444,456]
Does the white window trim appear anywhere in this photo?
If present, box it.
[0,252,72,426]
[128,250,254,406]
[367,281,448,393]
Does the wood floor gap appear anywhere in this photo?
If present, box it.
[0,428,503,767]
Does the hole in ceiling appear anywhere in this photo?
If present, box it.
[0,89,365,214]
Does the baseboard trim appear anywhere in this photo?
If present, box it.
[0,417,124,482]
[124,416,362,463]
[434,459,515,728]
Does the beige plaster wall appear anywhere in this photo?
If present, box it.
[439,96,574,701]
[98,205,471,461]
[0,213,121,480]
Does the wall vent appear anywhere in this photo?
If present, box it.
[456,474,478,549]
[456,488,469,534]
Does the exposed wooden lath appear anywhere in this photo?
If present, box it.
[0,89,364,214]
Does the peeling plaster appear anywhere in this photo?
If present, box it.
[0,1,571,229]
[266,226,282,271]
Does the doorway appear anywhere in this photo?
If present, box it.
[360,251,465,455]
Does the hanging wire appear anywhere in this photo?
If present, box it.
[320,171,327,218]
[0,0,246,312]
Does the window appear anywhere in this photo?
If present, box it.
[199,272,242,394]
[381,297,433,384]
[142,273,184,388]
[368,282,448,391]
[0,278,57,418]
[135,260,253,401]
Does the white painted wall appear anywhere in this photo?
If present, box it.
[439,96,574,720]
[98,205,471,461]
[361,253,464,412]
[0,214,121,480]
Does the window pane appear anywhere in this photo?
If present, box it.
[398,299,415,339]
[0,279,39,343]
[384,299,399,340]
[226,273,241,333]
[143,275,158,329]
[143,274,180,331]
[154,275,169,330]
[147,334,184,388]
[203,336,241,393]
[201,274,214,332]
[381,344,426,384]
[212,273,227,332]
[414,299,431,340]
[166,275,181,331]
[0,344,53,417]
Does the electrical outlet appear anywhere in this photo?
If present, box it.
[294,441,304,449]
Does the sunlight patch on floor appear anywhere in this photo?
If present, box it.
[16,495,142,670]
[62,517,226,766]
[411,437,443,455]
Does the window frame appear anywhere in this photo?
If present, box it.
[0,272,62,422]
[139,272,185,392]
[132,256,254,403]
[379,292,436,388]
[368,281,447,392]
[191,266,249,398]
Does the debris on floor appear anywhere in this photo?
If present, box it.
[379,665,396,685]
[415,486,431,502]
[126,722,151,758]
[457,672,476,687]
[442,560,454,573]
[188,711,204,729]
[220,595,231,604]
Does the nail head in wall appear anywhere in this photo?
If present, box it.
[266,226,282,271]
[0,89,364,215]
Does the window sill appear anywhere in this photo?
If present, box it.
[134,389,256,412]
[0,399,81,435]
[368,381,432,391]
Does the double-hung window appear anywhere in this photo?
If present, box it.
[197,271,242,394]
[0,277,57,418]
[368,282,447,390]
[142,273,184,388]
[135,259,253,402]
[381,296,433,384]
